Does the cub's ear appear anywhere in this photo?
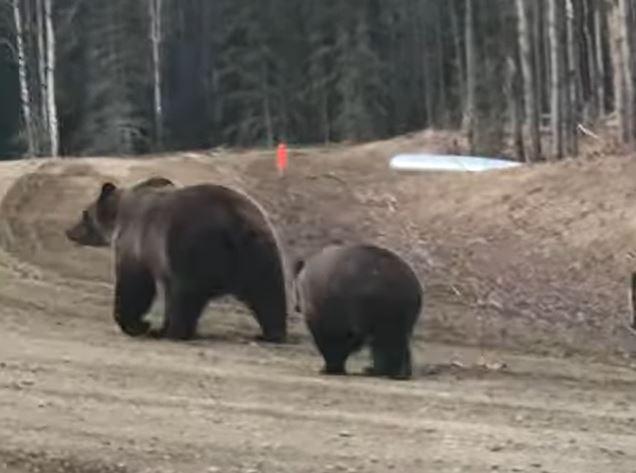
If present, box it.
[293,258,305,276]
[99,182,117,201]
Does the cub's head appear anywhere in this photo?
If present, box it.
[65,182,121,247]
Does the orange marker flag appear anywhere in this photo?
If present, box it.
[276,142,288,175]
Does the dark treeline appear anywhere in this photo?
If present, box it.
[0,0,635,160]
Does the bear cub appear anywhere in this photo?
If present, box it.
[292,243,422,380]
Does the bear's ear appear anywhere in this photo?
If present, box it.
[293,258,305,276]
[99,182,117,201]
[96,182,120,223]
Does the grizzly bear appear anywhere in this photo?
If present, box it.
[292,243,422,380]
[65,177,288,343]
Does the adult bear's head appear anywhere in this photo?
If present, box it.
[65,176,175,247]
[65,182,121,247]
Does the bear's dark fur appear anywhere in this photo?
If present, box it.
[66,177,288,342]
[292,243,422,380]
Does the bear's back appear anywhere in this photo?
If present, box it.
[303,243,421,309]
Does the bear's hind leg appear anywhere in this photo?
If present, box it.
[236,250,288,343]
[163,284,208,341]
[387,345,412,380]
[310,325,361,376]
[369,332,413,381]
[239,288,287,344]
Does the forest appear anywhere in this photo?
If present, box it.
[0,0,635,161]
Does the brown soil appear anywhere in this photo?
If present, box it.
[1,131,636,472]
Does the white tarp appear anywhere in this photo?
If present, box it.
[390,153,523,173]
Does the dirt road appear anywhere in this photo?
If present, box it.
[1,143,636,472]
[2,266,636,473]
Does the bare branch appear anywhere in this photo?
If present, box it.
[577,123,601,140]
[0,37,17,62]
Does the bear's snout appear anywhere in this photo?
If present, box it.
[65,223,84,243]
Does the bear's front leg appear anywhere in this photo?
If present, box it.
[147,322,168,339]
[113,262,156,337]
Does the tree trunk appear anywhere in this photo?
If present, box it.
[450,0,465,117]
[516,0,542,161]
[565,0,579,156]
[583,0,599,120]
[43,0,59,157]
[618,0,635,143]
[609,1,628,143]
[13,0,35,157]
[548,0,563,159]
[464,0,477,152]
[424,48,435,127]
[36,0,48,149]
[434,3,448,128]
[506,56,525,161]
[320,84,330,144]
[149,0,163,148]
[261,60,273,147]
[533,0,547,128]
[595,0,607,115]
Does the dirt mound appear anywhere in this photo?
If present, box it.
[0,163,116,283]
[0,133,635,360]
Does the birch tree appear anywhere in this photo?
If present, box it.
[149,0,163,148]
[12,0,35,157]
[548,0,564,159]
[43,0,58,156]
